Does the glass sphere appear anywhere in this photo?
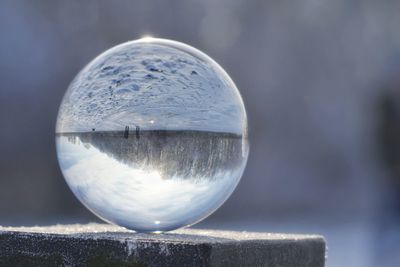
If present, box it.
[56,38,248,232]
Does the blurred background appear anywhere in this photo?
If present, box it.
[1,0,400,266]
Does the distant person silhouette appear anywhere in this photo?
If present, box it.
[136,126,140,139]
[124,126,129,139]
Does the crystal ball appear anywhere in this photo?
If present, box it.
[56,38,248,232]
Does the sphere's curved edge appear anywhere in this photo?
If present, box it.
[54,37,249,232]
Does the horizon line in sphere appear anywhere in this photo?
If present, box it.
[55,129,244,138]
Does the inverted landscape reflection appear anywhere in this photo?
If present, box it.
[56,130,246,232]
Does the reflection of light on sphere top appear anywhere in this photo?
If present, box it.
[56,38,248,232]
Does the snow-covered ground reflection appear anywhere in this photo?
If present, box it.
[56,134,247,232]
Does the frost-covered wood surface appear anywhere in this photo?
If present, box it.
[0,223,325,267]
